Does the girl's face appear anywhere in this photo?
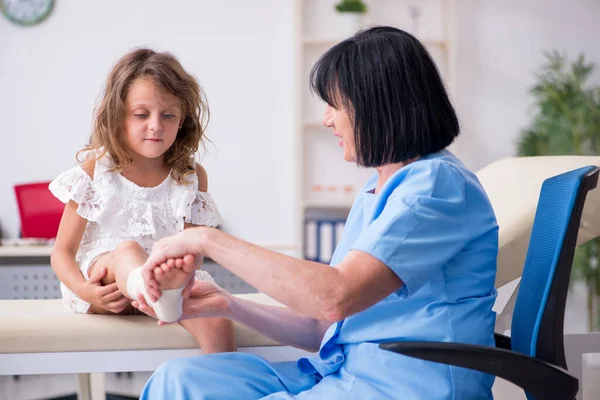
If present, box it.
[322,104,356,163]
[123,77,183,161]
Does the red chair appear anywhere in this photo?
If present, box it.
[14,182,64,239]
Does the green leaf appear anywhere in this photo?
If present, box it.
[335,0,367,13]
[518,51,600,327]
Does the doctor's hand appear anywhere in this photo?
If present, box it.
[142,227,214,301]
[132,279,232,325]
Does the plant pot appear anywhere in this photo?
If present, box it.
[337,13,364,36]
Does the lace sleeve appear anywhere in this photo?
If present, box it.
[49,167,103,221]
[60,282,90,314]
[184,191,221,227]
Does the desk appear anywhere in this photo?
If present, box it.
[0,245,59,300]
[0,244,53,258]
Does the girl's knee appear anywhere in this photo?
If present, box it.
[114,240,144,254]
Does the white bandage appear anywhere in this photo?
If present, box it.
[126,267,184,323]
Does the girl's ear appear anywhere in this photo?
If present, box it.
[179,116,185,129]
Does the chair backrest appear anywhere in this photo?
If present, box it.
[14,182,64,239]
[511,166,599,371]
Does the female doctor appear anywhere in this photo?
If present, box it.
[134,26,499,400]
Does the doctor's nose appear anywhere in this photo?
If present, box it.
[323,106,334,128]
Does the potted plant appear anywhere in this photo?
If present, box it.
[334,0,368,36]
[518,50,600,331]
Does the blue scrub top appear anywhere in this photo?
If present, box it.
[297,150,498,399]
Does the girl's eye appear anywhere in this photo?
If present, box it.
[163,114,176,119]
[135,113,148,119]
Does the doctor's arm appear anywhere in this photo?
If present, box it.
[145,228,404,324]
[138,228,401,352]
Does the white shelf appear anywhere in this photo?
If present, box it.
[303,36,447,48]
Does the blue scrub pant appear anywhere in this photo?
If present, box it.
[140,352,319,399]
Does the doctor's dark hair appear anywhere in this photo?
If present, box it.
[310,26,459,167]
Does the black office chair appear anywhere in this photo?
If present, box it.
[380,165,599,400]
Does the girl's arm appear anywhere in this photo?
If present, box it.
[50,199,89,295]
[51,200,129,313]
[51,161,129,313]
[51,160,94,297]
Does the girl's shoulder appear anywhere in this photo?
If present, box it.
[194,163,208,192]
[169,163,205,192]
[171,163,221,227]
[72,148,113,181]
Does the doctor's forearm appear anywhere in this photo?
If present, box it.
[200,228,347,323]
[225,297,330,352]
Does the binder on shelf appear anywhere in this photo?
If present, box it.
[319,223,334,264]
[304,216,347,264]
[335,222,345,248]
[305,220,318,261]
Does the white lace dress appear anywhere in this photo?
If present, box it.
[49,152,221,313]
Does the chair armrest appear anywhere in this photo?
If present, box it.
[494,333,511,350]
[379,341,578,400]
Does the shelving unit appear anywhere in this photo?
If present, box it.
[294,0,456,261]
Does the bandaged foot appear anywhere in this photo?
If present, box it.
[127,267,185,323]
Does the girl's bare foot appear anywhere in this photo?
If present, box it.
[153,254,197,290]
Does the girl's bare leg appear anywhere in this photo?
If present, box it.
[88,241,195,299]
[153,254,236,353]
[86,241,150,315]
[88,240,236,352]
[180,318,236,354]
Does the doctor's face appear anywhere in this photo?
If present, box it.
[323,104,356,163]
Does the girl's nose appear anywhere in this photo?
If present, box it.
[149,115,163,133]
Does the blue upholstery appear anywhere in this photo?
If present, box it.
[512,166,595,358]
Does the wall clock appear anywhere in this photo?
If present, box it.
[1,0,54,26]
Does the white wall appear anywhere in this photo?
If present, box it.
[454,0,600,171]
[0,0,299,247]
[2,1,599,275]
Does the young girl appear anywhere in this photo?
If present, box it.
[49,48,235,354]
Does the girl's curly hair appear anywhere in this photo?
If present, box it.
[78,48,209,184]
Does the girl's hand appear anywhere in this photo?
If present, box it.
[132,279,232,325]
[79,267,130,314]
[142,227,212,301]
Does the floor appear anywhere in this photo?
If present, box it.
[1,365,599,399]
